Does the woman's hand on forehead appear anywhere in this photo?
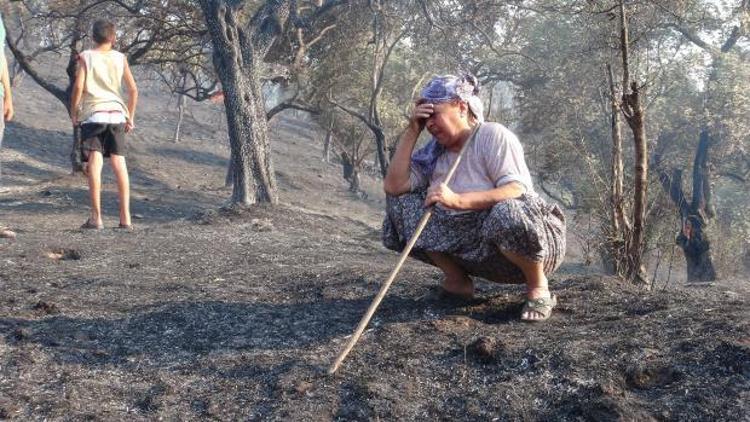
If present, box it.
[414,102,434,116]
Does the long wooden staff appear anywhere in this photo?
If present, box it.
[328,124,482,375]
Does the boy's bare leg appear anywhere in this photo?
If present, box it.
[499,249,550,320]
[110,154,131,226]
[86,151,104,226]
[425,251,474,298]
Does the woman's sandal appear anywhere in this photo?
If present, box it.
[520,294,557,322]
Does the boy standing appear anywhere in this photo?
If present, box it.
[70,20,138,230]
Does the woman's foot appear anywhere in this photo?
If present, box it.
[521,288,556,321]
[441,274,475,299]
[426,251,475,299]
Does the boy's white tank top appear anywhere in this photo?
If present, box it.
[79,49,129,122]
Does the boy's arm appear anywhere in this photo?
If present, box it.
[1,51,12,122]
[69,57,85,126]
[122,57,138,132]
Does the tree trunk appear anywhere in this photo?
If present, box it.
[677,218,716,282]
[486,84,494,121]
[374,128,388,178]
[225,159,234,188]
[70,126,83,174]
[655,130,718,283]
[624,81,648,281]
[221,73,277,205]
[605,64,629,276]
[173,93,186,143]
[607,66,627,236]
[323,118,334,163]
[349,169,361,193]
[340,151,361,194]
[199,0,279,205]
[341,151,354,182]
[66,21,85,174]
[681,129,717,282]
[619,2,648,282]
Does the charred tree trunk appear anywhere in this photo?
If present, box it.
[225,160,235,188]
[677,219,716,282]
[341,151,354,183]
[373,127,388,178]
[657,130,717,282]
[340,150,361,194]
[690,132,717,280]
[70,126,83,173]
[198,0,285,205]
[64,21,85,173]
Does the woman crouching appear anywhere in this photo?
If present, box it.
[382,74,566,322]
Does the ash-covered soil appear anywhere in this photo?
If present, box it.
[0,79,748,421]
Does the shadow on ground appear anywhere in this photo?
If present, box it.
[0,295,431,369]
[150,147,227,168]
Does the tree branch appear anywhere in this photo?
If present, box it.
[327,94,379,134]
[6,35,67,105]
[666,23,720,55]
[266,101,320,120]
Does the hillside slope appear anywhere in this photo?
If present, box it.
[0,76,747,420]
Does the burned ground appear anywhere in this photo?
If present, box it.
[0,81,748,420]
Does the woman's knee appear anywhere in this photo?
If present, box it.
[482,198,526,236]
[385,191,425,222]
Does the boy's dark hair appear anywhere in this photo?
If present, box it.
[92,20,115,45]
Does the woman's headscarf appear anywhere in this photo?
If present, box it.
[411,74,483,180]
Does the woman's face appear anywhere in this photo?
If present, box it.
[424,100,470,148]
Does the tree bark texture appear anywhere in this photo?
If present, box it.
[173,93,186,143]
[618,2,648,282]
[622,81,648,281]
[323,118,334,163]
[657,130,717,282]
[198,0,286,205]
[604,64,629,276]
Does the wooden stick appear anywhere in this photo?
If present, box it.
[328,124,481,375]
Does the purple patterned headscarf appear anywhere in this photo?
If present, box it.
[411,74,484,179]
